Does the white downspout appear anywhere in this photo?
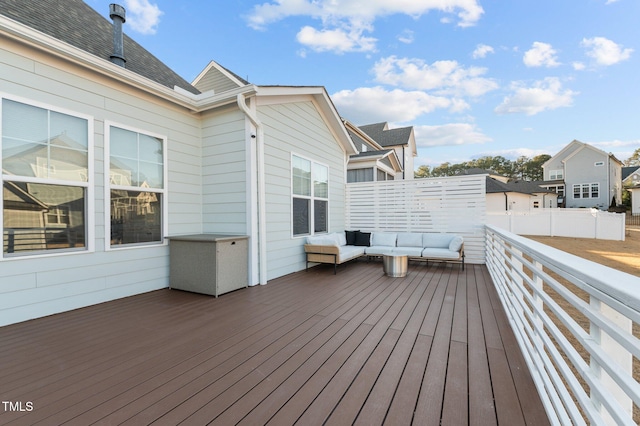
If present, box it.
[237,93,268,285]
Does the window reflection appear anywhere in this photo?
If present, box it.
[3,182,86,254]
[110,190,162,245]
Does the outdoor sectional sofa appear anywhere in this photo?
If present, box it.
[304,231,465,274]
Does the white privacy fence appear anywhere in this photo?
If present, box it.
[345,175,487,264]
[486,225,640,425]
[487,208,626,241]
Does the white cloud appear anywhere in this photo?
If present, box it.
[581,37,633,66]
[332,86,463,124]
[246,0,483,53]
[414,123,491,147]
[523,42,560,68]
[472,44,494,59]
[495,77,577,116]
[372,56,498,97]
[296,25,377,53]
[572,62,586,71]
[123,0,163,35]
[398,30,415,44]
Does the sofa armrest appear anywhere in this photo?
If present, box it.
[304,244,340,256]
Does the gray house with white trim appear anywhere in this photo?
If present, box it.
[541,140,622,209]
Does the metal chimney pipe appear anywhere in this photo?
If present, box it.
[109,4,126,67]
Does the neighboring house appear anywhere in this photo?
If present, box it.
[628,186,640,216]
[541,140,623,209]
[344,120,402,182]
[461,169,557,212]
[0,0,356,325]
[622,166,640,187]
[358,122,417,180]
[623,166,640,215]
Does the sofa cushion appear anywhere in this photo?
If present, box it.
[365,246,394,256]
[354,231,371,247]
[393,247,424,257]
[332,232,348,247]
[422,233,454,249]
[449,235,464,252]
[396,232,423,247]
[338,245,366,262]
[371,232,397,247]
[422,247,460,260]
[345,230,359,245]
[306,235,338,246]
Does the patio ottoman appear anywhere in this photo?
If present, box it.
[382,254,408,278]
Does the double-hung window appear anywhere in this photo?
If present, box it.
[107,124,166,247]
[292,154,328,237]
[572,183,599,199]
[549,169,563,180]
[1,97,90,256]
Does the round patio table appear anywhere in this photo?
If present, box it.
[382,254,408,277]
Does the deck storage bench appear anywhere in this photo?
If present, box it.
[167,234,249,296]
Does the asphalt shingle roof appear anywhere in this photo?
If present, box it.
[359,122,412,147]
[0,0,200,94]
[623,166,640,181]
[485,177,554,195]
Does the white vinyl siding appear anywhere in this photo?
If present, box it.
[192,67,243,93]
[0,41,202,326]
[259,100,346,280]
[201,109,248,234]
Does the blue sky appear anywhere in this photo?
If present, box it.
[89,0,640,169]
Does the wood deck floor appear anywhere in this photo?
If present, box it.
[0,261,549,425]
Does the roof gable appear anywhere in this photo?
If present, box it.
[192,61,250,93]
[359,122,417,156]
[0,0,199,94]
[545,139,622,167]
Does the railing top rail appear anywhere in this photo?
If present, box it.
[486,224,640,313]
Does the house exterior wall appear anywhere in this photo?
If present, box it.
[564,148,610,209]
[0,37,203,326]
[630,188,640,216]
[487,192,532,212]
[258,99,347,280]
[201,107,249,235]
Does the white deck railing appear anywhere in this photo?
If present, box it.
[486,225,640,425]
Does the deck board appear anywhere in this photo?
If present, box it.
[0,261,549,426]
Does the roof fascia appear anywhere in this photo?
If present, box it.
[543,139,583,167]
[343,119,385,151]
[256,86,357,155]
[563,142,608,163]
[0,15,201,111]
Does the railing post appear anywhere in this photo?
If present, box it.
[590,297,633,424]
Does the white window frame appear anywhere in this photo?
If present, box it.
[549,169,564,180]
[291,153,329,238]
[105,121,168,250]
[0,93,94,259]
[572,183,599,199]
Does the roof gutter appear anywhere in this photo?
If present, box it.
[237,93,268,285]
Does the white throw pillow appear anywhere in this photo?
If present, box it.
[449,236,464,252]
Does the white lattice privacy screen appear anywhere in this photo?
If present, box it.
[346,175,487,264]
